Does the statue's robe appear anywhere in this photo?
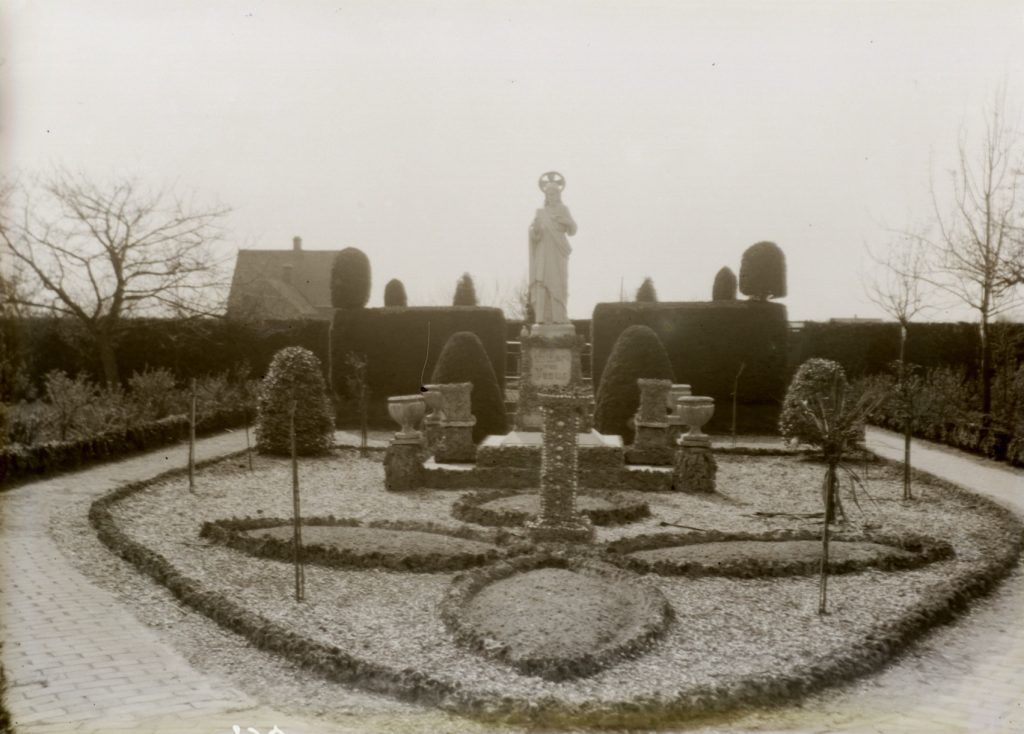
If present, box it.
[529,203,576,324]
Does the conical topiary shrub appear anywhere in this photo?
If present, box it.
[431,331,507,441]
[636,277,658,302]
[383,278,408,307]
[331,247,372,309]
[256,346,335,455]
[712,266,737,301]
[452,273,478,306]
[739,241,786,301]
[593,325,675,443]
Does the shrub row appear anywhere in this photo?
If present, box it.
[89,458,1023,728]
[200,515,520,573]
[0,407,249,487]
[450,489,650,527]
[870,411,1020,465]
[591,301,788,433]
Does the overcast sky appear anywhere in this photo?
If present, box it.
[3,1,1023,321]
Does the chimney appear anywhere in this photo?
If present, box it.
[292,236,302,251]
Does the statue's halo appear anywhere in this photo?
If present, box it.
[538,171,566,193]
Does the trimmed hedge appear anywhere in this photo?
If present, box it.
[592,301,788,433]
[383,279,408,307]
[0,407,249,487]
[2,316,331,394]
[331,248,371,309]
[739,241,786,301]
[791,321,1024,380]
[331,307,506,425]
[712,267,737,301]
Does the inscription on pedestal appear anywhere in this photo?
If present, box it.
[530,348,572,386]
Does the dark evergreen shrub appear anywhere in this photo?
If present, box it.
[255,347,334,455]
[330,248,371,309]
[383,278,408,307]
[593,325,674,443]
[453,273,478,307]
[636,277,658,303]
[712,267,738,301]
[779,358,847,445]
[430,331,507,441]
[739,241,786,301]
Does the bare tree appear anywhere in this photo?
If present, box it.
[864,233,932,500]
[0,170,230,385]
[918,92,1024,414]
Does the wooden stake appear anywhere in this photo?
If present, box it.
[290,400,305,602]
[244,408,253,472]
[188,378,196,493]
[731,362,745,447]
[819,464,836,615]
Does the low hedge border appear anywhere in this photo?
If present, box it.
[601,529,954,578]
[437,551,673,682]
[87,453,1024,729]
[200,515,527,573]
[1,407,250,488]
[475,444,626,471]
[451,488,650,528]
[871,415,1021,466]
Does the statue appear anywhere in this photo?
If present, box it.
[529,171,577,324]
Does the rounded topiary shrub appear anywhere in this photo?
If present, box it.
[593,325,674,443]
[712,266,737,301]
[431,331,506,441]
[256,347,335,455]
[383,278,408,307]
[779,358,847,445]
[331,247,372,309]
[739,241,786,301]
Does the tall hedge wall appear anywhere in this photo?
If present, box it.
[791,321,1024,379]
[591,301,788,432]
[1,317,330,395]
[331,307,506,424]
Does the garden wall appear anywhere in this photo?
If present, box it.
[591,301,789,433]
[330,306,506,424]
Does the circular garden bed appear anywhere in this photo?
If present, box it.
[451,488,649,527]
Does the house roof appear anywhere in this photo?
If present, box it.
[227,248,338,320]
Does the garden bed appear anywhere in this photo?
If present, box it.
[451,488,649,527]
[90,450,1022,727]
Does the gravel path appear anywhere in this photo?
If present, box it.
[3,427,1022,733]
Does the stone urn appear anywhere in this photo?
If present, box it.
[676,396,714,446]
[422,384,445,422]
[387,394,426,442]
[667,384,692,415]
[438,382,474,424]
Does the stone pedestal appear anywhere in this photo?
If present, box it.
[526,389,594,544]
[434,382,477,463]
[384,440,423,491]
[626,379,673,465]
[667,416,687,447]
[673,444,717,494]
[514,324,587,431]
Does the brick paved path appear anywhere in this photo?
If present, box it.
[1,427,1021,733]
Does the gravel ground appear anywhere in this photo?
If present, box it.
[52,448,1020,726]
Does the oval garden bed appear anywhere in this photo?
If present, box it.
[88,451,1023,728]
[604,529,953,578]
[200,516,522,572]
[451,488,649,527]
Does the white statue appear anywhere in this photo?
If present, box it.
[528,171,576,324]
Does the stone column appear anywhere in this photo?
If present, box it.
[384,395,426,491]
[626,378,673,465]
[526,388,594,543]
[673,396,717,493]
[435,382,477,463]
